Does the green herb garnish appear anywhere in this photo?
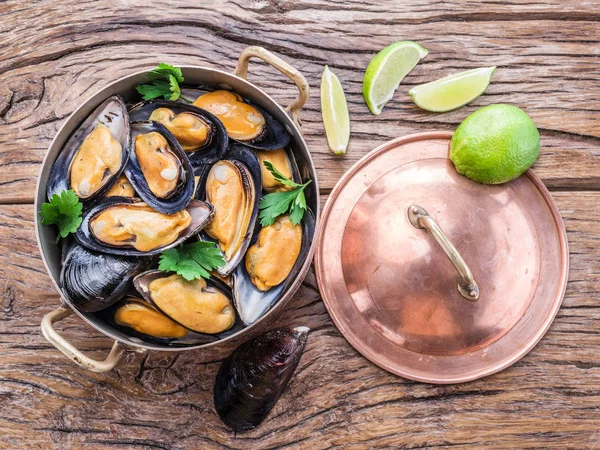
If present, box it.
[39,190,83,243]
[258,161,311,227]
[158,241,226,281]
[136,63,187,102]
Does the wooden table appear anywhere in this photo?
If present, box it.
[1,1,599,448]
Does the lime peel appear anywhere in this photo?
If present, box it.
[363,41,429,115]
[409,66,496,113]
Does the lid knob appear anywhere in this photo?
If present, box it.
[407,205,480,302]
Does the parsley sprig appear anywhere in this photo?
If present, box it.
[136,63,190,102]
[158,241,225,281]
[258,161,311,226]
[39,190,83,243]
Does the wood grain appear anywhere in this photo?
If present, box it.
[1,191,600,449]
[1,0,600,202]
[1,0,600,448]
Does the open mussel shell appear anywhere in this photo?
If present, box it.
[47,95,130,204]
[180,88,291,151]
[197,145,262,276]
[60,244,152,313]
[75,196,213,257]
[233,209,316,325]
[125,121,194,214]
[133,270,244,339]
[128,100,228,167]
[214,326,309,431]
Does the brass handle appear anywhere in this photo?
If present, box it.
[408,205,480,301]
[41,306,125,372]
[234,46,310,126]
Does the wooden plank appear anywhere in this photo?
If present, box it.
[0,191,599,449]
[1,1,600,202]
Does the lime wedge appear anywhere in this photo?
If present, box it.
[409,66,496,112]
[321,65,350,155]
[363,41,429,115]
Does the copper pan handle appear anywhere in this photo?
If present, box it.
[41,306,125,372]
[408,205,480,302]
[234,46,310,126]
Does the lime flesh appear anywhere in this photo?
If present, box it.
[363,41,428,115]
[450,104,540,184]
[321,65,350,155]
[409,66,496,112]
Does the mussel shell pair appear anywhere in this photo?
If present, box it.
[180,88,291,151]
[116,270,244,343]
[233,209,316,325]
[128,100,228,167]
[60,243,152,313]
[75,196,213,257]
[214,326,309,431]
[196,145,262,276]
[125,121,195,214]
[47,95,130,204]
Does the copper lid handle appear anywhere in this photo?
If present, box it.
[408,205,480,302]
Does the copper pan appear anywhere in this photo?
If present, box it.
[35,47,319,372]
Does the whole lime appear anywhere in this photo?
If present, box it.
[449,104,540,184]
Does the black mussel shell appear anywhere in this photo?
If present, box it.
[75,196,213,257]
[214,326,309,431]
[60,244,152,313]
[47,95,130,204]
[196,145,262,276]
[128,100,228,167]
[132,270,244,341]
[233,209,315,325]
[179,88,291,151]
[125,121,194,214]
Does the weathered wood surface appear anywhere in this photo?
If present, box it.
[0,0,599,448]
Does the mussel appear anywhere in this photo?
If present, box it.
[60,244,151,312]
[125,121,195,214]
[105,174,136,197]
[47,95,130,204]
[128,100,228,166]
[75,197,213,256]
[134,271,237,335]
[255,148,299,193]
[113,297,188,339]
[182,88,290,150]
[197,146,261,275]
[214,326,309,431]
[233,210,315,325]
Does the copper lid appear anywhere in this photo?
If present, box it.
[315,131,568,384]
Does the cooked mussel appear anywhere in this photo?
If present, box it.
[246,215,302,291]
[105,174,136,197]
[114,297,188,339]
[75,197,213,256]
[255,148,300,193]
[197,146,261,275]
[182,88,290,151]
[125,121,194,214]
[128,100,228,166]
[47,95,130,203]
[60,244,151,313]
[233,210,315,325]
[134,271,237,334]
[214,326,309,431]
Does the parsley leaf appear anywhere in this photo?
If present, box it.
[135,63,184,101]
[158,241,225,281]
[258,162,311,226]
[39,190,83,243]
